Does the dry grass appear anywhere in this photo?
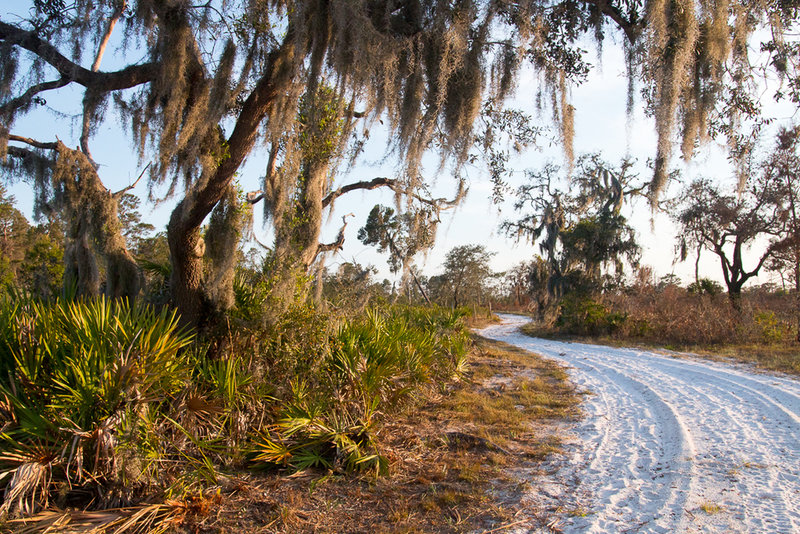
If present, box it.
[521,288,800,375]
[3,336,578,533]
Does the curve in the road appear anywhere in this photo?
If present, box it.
[478,314,800,533]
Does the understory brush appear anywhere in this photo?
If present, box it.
[0,293,471,523]
[604,287,797,348]
[526,287,799,373]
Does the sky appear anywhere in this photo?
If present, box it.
[3,5,797,288]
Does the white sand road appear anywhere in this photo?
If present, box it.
[476,314,800,533]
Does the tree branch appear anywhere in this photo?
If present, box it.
[578,0,643,43]
[7,133,58,150]
[0,77,69,116]
[175,27,297,231]
[322,177,398,208]
[91,2,126,72]
[6,145,43,160]
[113,163,151,198]
[314,213,353,261]
[0,20,157,91]
[321,176,467,212]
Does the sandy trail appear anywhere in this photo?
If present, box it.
[477,314,800,533]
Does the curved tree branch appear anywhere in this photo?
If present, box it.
[7,133,58,150]
[0,77,70,116]
[0,20,157,91]
[321,177,397,208]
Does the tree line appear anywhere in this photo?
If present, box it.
[0,0,797,329]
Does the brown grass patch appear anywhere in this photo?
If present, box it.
[4,336,577,534]
[143,336,576,533]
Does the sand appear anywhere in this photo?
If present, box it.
[477,314,800,533]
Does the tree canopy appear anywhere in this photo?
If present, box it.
[503,155,642,303]
[1,0,797,324]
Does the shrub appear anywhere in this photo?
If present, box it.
[250,305,470,475]
[0,291,473,518]
[753,311,790,344]
[687,278,723,296]
[556,297,627,336]
[0,296,194,515]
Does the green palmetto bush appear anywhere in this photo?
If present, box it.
[251,305,470,476]
[0,295,194,516]
[0,292,473,517]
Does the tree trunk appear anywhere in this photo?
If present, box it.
[168,208,208,327]
[727,285,744,313]
[167,35,297,326]
[410,269,431,305]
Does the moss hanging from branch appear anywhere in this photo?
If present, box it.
[205,185,251,312]
[3,137,142,300]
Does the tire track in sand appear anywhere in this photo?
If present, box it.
[477,314,800,533]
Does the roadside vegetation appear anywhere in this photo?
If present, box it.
[1,1,799,530]
[0,293,469,530]
[0,287,578,532]
[517,284,800,375]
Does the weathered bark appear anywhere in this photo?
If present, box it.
[167,35,296,326]
[273,161,330,271]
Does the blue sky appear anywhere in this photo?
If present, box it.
[3,6,796,287]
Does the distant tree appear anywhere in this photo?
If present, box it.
[763,126,800,340]
[437,245,495,308]
[656,273,683,291]
[18,222,64,299]
[503,155,642,301]
[118,193,155,256]
[0,185,30,285]
[687,277,723,296]
[504,261,534,307]
[322,261,384,310]
[358,204,440,304]
[0,186,64,297]
[676,175,785,310]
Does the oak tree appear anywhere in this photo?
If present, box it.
[1,0,796,325]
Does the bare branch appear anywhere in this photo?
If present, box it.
[7,133,57,150]
[91,2,126,72]
[0,77,69,116]
[322,177,397,208]
[113,163,151,198]
[314,213,354,262]
[245,190,265,204]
